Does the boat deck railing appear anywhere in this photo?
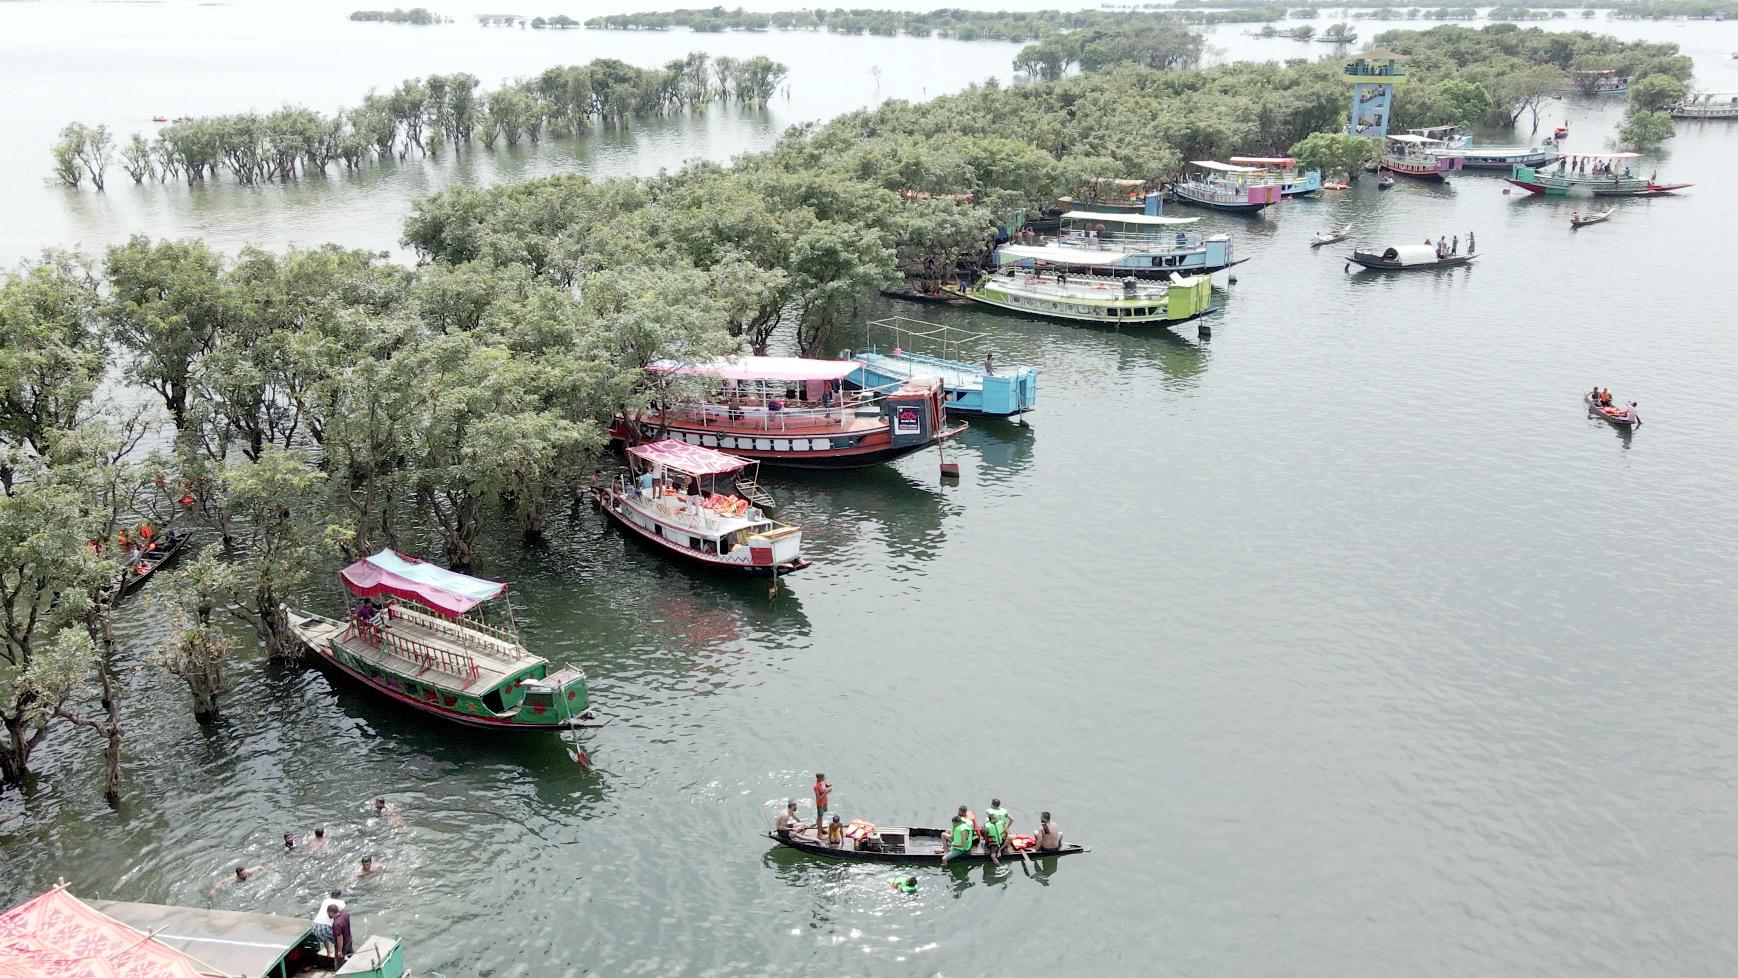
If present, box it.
[662,398,871,433]
[612,476,777,537]
[991,271,1169,302]
[344,618,483,688]
[1046,229,1204,252]
[385,600,531,662]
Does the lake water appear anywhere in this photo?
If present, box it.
[6,2,1738,976]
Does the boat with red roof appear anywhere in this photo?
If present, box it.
[594,440,809,576]
[285,550,601,731]
[613,355,964,469]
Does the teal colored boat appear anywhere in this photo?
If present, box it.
[844,318,1036,418]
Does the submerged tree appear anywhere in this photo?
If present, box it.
[153,549,235,724]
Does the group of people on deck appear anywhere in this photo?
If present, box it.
[1589,387,1642,426]
[1558,156,1637,179]
[772,773,1065,871]
[1427,231,1474,259]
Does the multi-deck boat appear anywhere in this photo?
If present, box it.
[1381,134,1464,180]
[952,267,1213,328]
[995,211,1238,278]
[1228,155,1323,196]
[286,550,599,732]
[1406,125,1555,169]
[1671,91,1738,119]
[846,317,1037,418]
[1505,154,1691,197]
[1168,160,1283,212]
[595,440,807,576]
[3,885,408,978]
[1572,68,1630,95]
[615,356,963,469]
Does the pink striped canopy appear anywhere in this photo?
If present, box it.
[340,549,506,616]
[628,439,749,476]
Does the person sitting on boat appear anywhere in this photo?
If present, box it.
[1599,388,1613,407]
[826,815,844,848]
[1035,811,1064,853]
[775,800,806,841]
[983,352,995,376]
[981,807,1009,865]
[1623,402,1642,427]
[636,470,654,500]
[158,527,179,552]
[940,814,975,866]
[767,397,783,413]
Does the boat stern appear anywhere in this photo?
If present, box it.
[337,934,407,978]
[1202,235,1234,271]
[517,664,595,726]
[1165,276,1214,321]
[979,369,1037,416]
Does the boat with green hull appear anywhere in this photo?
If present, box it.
[950,268,1213,329]
[287,550,602,732]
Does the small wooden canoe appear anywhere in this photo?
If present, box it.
[766,827,1088,864]
[100,531,193,604]
[1570,208,1614,228]
[1310,223,1353,247]
[1585,393,1637,427]
[734,477,777,512]
[1377,176,1395,190]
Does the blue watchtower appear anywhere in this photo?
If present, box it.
[1345,50,1406,138]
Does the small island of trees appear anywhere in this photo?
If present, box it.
[349,7,443,24]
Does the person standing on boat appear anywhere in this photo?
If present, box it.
[941,815,975,865]
[1451,235,1459,255]
[327,903,354,968]
[982,352,995,376]
[1467,230,1475,254]
[1624,402,1642,427]
[312,890,345,955]
[813,773,832,826]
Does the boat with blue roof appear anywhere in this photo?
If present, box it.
[844,317,1037,419]
[996,208,1238,279]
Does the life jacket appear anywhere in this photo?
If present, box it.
[844,819,876,840]
[1009,834,1037,851]
[949,821,975,850]
[983,817,1006,845]
[137,523,154,540]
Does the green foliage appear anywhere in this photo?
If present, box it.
[587,7,1282,39]
[1627,73,1688,112]
[0,253,105,467]
[1617,109,1674,149]
[1288,131,1379,179]
[349,8,439,24]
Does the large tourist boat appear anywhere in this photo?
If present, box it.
[1168,160,1283,212]
[614,356,963,469]
[1505,154,1692,197]
[286,550,600,732]
[846,317,1037,418]
[1056,177,1160,215]
[995,211,1238,278]
[1380,134,1464,180]
[952,267,1213,328]
[594,440,808,576]
[1572,68,1630,95]
[1228,155,1323,196]
[1405,125,1555,169]
[1671,91,1738,119]
[2,884,408,978]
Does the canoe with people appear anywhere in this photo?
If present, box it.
[1346,235,1475,272]
[1570,207,1614,228]
[1585,387,1641,428]
[98,523,192,604]
[767,801,1086,865]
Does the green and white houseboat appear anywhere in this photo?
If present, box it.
[286,550,601,732]
[951,268,1213,328]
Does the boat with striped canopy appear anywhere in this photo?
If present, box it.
[286,550,600,732]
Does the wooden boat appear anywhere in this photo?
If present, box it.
[765,826,1088,865]
[1056,178,1157,215]
[1380,134,1464,181]
[613,356,963,470]
[4,885,408,978]
[1346,244,1476,271]
[150,115,169,123]
[996,210,1237,279]
[1572,68,1629,95]
[594,440,809,576]
[846,317,1037,418]
[1310,223,1353,247]
[879,285,970,306]
[952,268,1213,329]
[1228,155,1322,197]
[1570,207,1614,228]
[1411,126,1556,169]
[1507,155,1691,197]
[1585,393,1639,427]
[734,475,777,511]
[286,550,602,732]
[100,529,193,604]
[1168,160,1283,212]
[1376,174,1394,190]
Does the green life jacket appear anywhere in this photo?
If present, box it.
[983,817,1006,845]
[986,807,1009,828]
[890,875,916,893]
[950,821,974,850]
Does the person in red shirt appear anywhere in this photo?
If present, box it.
[813,773,832,825]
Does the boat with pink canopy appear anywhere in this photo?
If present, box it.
[593,440,808,577]
[284,550,601,731]
[612,355,963,469]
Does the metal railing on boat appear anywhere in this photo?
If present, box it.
[343,619,483,687]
